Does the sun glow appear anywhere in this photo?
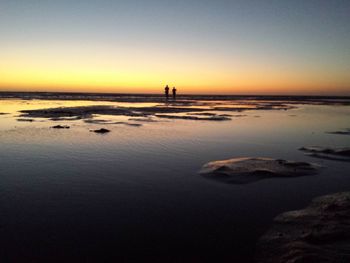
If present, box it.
[0,42,349,95]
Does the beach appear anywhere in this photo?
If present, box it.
[1,92,350,262]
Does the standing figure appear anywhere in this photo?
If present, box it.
[172,87,177,100]
[164,85,170,100]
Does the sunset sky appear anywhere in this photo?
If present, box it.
[1,0,349,95]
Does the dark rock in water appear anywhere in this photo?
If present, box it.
[50,116,83,121]
[113,122,142,127]
[219,114,234,117]
[156,114,231,121]
[51,125,70,129]
[17,118,34,122]
[300,146,350,161]
[255,192,350,263]
[84,119,142,127]
[300,146,350,156]
[189,112,217,116]
[199,157,319,184]
[91,128,110,134]
[326,128,350,135]
[122,123,142,127]
[231,114,247,117]
[84,119,111,124]
[128,117,158,122]
[0,112,9,115]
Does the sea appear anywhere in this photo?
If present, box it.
[0,92,349,262]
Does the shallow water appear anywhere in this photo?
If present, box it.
[0,97,350,262]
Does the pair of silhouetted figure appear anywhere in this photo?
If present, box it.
[164,85,176,100]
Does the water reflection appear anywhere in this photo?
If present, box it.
[0,98,350,262]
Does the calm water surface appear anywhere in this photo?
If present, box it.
[0,99,350,262]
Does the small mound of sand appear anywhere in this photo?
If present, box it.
[255,192,350,263]
[200,157,319,184]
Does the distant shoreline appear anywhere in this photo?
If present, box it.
[0,91,350,103]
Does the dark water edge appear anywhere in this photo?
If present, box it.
[1,91,350,104]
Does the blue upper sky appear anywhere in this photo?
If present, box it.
[1,0,349,94]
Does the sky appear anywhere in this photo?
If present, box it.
[0,0,350,95]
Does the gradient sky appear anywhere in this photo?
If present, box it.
[1,0,350,94]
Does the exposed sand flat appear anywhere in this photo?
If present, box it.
[18,99,297,124]
[200,157,320,184]
[20,105,145,119]
[256,192,350,263]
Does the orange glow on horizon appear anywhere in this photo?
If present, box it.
[1,44,349,95]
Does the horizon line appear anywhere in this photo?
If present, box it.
[1,90,350,98]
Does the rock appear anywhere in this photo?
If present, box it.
[188,112,235,118]
[326,129,350,135]
[128,117,158,122]
[189,112,218,116]
[300,146,350,156]
[255,192,350,263]
[51,125,70,129]
[91,128,110,134]
[50,116,83,121]
[156,114,231,121]
[199,157,319,184]
[84,119,142,126]
[300,146,350,162]
[0,112,9,115]
[231,114,247,117]
[17,118,34,122]
[122,123,142,127]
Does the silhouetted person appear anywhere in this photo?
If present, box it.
[172,87,177,100]
[164,85,169,99]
